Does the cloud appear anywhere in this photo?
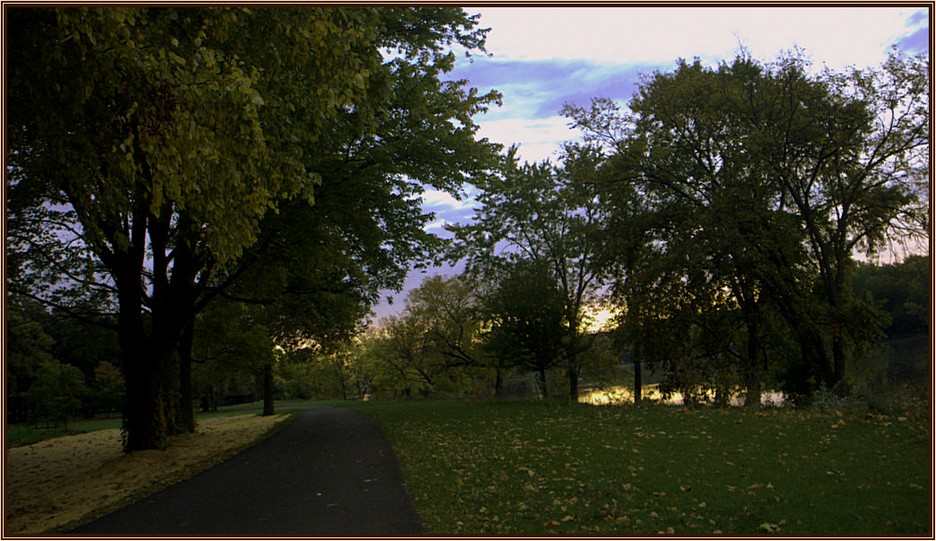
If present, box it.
[475,116,584,164]
[895,26,930,55]
[456,58,648,120]
[420,188,479,238]
[468,6,928,70]
[456,6,930,166]
[421,189,475,212]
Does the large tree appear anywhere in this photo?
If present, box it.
[450,145,609,400]
[569,49,928,400]
[746,50,929,386]
[7,7,500,450]
[481,260,567,399]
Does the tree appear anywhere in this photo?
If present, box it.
[29,360,87,430]
[191,298,274,413]
[450,145,609,400]
[6,298,56,423]
[569,49,928,402]
[407,276,485,364]
[580,60,800,407]
[853,255,929,336]
[482,260,567,399]
[91,361,126,415]
[8,7,500,449]
[743,49,929,387]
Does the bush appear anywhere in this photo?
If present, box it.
[29,360,86,429]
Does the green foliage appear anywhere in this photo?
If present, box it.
[355,275,501,400]
[852,255,929,336]
[482,260,567,398]
[29,360,87,429]
[46,314,121,379]
[405,275,487,369]
[568,49,927,402]
[91,361,125,413]
[6,299,57,422]
[191,299,274,409]
[450,145,610,399]
[7,6,501,450]
[277,343,370,401]
[348,400,930,535]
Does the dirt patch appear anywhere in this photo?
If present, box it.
[5,413,290,535]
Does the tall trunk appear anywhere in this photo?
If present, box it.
[744,330,762,410]
[175,323,197,433]
[633,355,642,404]
[796,324,833,390]
[122,345,172,451]
[494,367,504,399]
[338,365,348,401]
[565,330,582,402]
[827,244,850,388]
[831,334,846,386]
[201,384,217,412]
[262,360,275,416]
[115,257,174,451]
[538,368,548,400]
[740,293,763,410]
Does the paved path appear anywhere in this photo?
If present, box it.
[72,407,425,535]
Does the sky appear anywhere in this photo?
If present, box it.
[372,5,930,321]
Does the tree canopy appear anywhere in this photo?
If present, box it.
[565,49,928,402]
[7,6,501,450]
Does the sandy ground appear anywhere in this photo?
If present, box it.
[5,413,290,535]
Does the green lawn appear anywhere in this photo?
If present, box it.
[6,401,295,448]
[343,400,930,536]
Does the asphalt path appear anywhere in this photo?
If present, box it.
[72,407,425,535]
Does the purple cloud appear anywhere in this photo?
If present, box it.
[451,57,654,119]
[895,26,929,55]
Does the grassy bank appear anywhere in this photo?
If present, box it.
[6,401,295,448]
[344,400,930,535]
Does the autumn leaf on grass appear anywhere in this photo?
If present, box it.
[760,521,786,533]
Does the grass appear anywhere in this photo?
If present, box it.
[342,400,930,536]
[8,398,929,535]
[6,401,302,448]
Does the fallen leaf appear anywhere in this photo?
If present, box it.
[760,522,781,533]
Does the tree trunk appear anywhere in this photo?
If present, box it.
[175,323,197,433]
[633,355,642,404]
[743,313,763,410]
[831,333,846,387]
[262,360,275,416]
[538,368,548,400]
[116,266,174,451]
[744,334,762,410]
[567,366,579,402]
[494,367,504,399]
[122,347,172,452]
